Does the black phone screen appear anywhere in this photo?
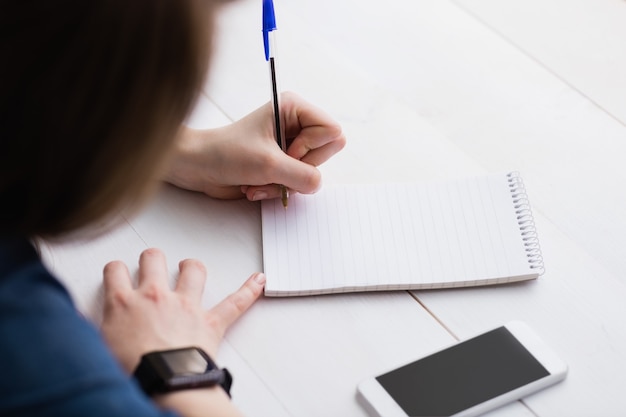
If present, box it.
[375,326,549,416]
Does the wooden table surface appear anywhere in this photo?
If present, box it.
[41,0,626,416]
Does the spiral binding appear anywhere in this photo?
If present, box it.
[506,172,545,275]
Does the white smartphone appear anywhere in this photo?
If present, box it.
[357,321,567,417]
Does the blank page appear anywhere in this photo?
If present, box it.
[261,173,543,296]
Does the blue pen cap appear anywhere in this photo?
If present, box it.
[262,0,277,60]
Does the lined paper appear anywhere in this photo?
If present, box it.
[261,173,541,296]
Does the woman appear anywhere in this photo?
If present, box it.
[0,1,345,416]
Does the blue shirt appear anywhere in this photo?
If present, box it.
[0,237,179,417]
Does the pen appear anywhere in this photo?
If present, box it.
[263,0,289,209]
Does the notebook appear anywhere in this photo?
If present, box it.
[260,172,544,297]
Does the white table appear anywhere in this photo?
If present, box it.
[41,0,626,416]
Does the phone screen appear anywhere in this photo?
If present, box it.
[375,326,550,416]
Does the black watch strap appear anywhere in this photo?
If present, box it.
[219,368,234,396]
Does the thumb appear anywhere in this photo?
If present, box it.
[274,154,322,194]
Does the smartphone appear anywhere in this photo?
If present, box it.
[357,321,567,417]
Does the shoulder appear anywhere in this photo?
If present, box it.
[0,237,178,417]
[0,237,73,313]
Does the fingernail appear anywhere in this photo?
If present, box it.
[252,191,268,201]
[254,273,266,284]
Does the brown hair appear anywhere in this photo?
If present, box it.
[0,0,217,238]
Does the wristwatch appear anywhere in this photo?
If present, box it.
[133,347,233,397]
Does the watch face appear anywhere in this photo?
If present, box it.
[161,348,212,376]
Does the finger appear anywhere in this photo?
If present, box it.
[273,155,322,194]
[137,248,170,289]
[205,272,265,335]
[293,133,347,168]
[282,91,337,137]
[201,184,245,200]
[102,260,133,307]
[242,151,321,198]
[175,258,208,304]
[281,91,345,156]
[246,165,320,199]
[287,122,346,159]
[244,184,287,201]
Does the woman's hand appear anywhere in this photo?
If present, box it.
[164,92,346,201]
[100,248,264,373]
